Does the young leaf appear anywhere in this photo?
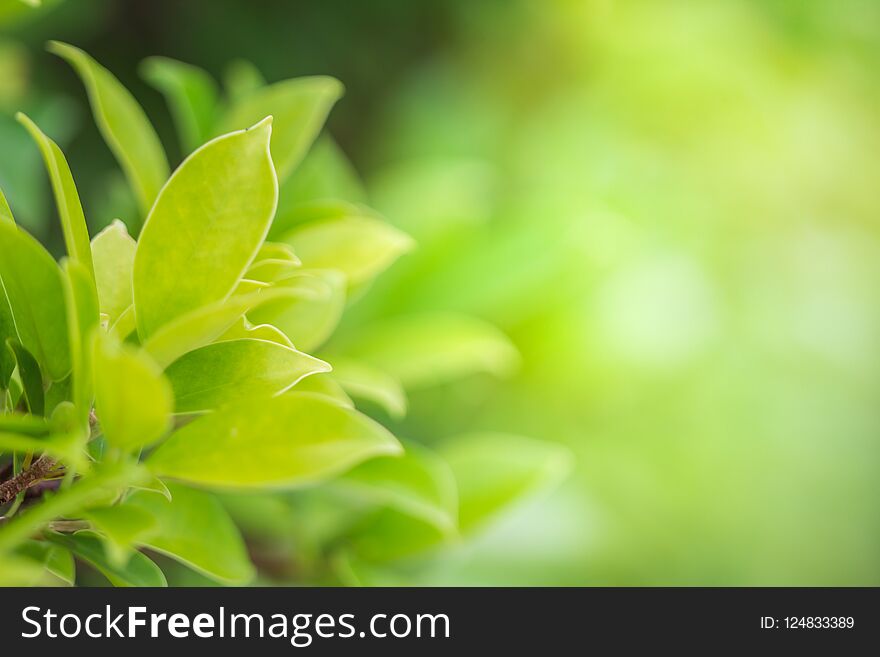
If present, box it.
[141,287,301,368]
[61,259,99,430]
[337,440,457,533]
[48,41,170,216]
[248,269,346,352]
[147,392,402,490]
[16,540,76,585]
[0,185,14,221]
[217,76,343,182]
[90,219,136,325]
[83,504,157,566]
[45,530,166,587]
[6,341,43,415]
[223,59,266,103]
[217,318,294,348]
[0,221,71,380]
[126,482,255,584]
[346,508,452,563]
[165,338,329,413]
[440,433,573,533]
[16,113,94,279]
[337,314,520,389]
[276,135,367,211]
[92,332,172,452]
[140,56,219,153]
[330,358,407,418]
[291,373,354,408]
[280,212,413,288]
[133,117,278,338]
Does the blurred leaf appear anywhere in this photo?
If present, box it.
[148,392,401,489]
[277,135,367,211]
[217,76,343,181]
[61,259,99,430]
[0,413,50,436]
[16,113,94,279]
[440,433,572,533]
[45,530,166,587]
[0,221,70,380]
[90,220,136,325]
[6,341,42,415]
[338,314,519,389]
[223,59,266,104]
[16,540,75,585]
[291,372,354,408]
[133,117,277,338]
[0,284,14,388]
[338,440,457,533]
[83,504,157,566]
[0,182,14,220]
[217,318,294,347]
[141,56,220,153]
[92,332,172,452]
[127,482,254,584]
[165,337,329,413]
[347,508,451,563]
[330,358,406,418]
[280,211,412,288]
[248,270,346,352]
[49,41,170,216]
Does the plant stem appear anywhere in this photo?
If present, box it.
[0,454,56,505]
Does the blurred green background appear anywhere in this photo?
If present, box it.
[2,0,879,585]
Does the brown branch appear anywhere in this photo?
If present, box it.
[0,455,57,505]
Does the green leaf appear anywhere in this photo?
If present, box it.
[280,211,412,288]
[0,430,81,464]
[17,540,76,585]
[0,221,70,380]
[165,337,329,413]
[48,41,170,216]
[248,270,346,352]
[330,358,406,418]
[217,317,294,348]
[338,440,457,533]
[337,314,519,389]
[82,504,157,566]
[126,482,254,584]
[217,76,343,182]
[291,373,354,408]
[0,283,15,388]
[0,185,13,221]
[440,433,573,533]
[45,530,166,587]
[90,219,136,325]
[61,259,99,430]
[0,461,146,554]
[148,392,401,490]
[92,332,172,452]
[141,287,300,368]
[223,59,266,103]
[133,117,278,339]
[6,340,43,415]
[141,56,219,153]
[16,112,94,279]
[276,135,367,211]
[0,413,50,436]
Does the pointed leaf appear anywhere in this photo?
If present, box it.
[165,337,329,413]
[127,482,254,584]
[217,76,342,181]
[223,59,266,103]
[280,212,412,288]
[61,259,99,430]
[92,332,172,452]
[90,219,136,325]
[17,540,76,585]
[147,392,401,490]
[6,341,43,415]
[48,41,170,216]
[0,221,70,380]
[440,433,573,533]
[141,56,219,152]
[330,358,407,418]
[0,185,13,221]
[291,373,353,408]
[338,314,519,389]
[83,504,157,566]
[217,318,294,347]
[45,530,166,587]
[133,117,278,338]
[16,112,94,278]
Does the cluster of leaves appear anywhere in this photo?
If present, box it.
[0,42,569,586]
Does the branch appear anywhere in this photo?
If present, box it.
[0,455,57,505]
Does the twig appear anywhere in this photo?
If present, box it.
[0,455,57,505]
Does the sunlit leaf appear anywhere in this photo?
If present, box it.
[217,76,342,181]
[126,482,254,584]
[141,56,219,153]
[90,219,136,325]
[45,530,166,587]
[48,41,170,216]
[148,392,401,489]
[92,332,172,452]
[16,112,94,279]
[83,504,157,566]
[165,338,329,413]
[330,358,406,418]
[0,221,70,380]
[133,117,277,338]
